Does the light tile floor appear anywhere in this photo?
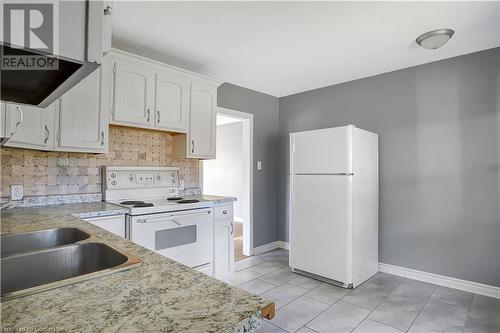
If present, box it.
[217,249,500,333]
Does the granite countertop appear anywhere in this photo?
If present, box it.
[187,195,237,205]
[0,201,271,333]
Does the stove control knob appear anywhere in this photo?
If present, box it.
[171,179,176,184]
[110,172,116,179]
[111,180,117,186]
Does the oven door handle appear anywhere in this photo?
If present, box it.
[135,210,211,224]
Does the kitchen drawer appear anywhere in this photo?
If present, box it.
[214,205,233,220]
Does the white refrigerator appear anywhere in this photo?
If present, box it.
[289,125,378,288]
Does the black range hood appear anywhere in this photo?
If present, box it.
[0,0,106,108]
[2,44,77,105]
[1,44,99,108]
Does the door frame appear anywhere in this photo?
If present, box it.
[200,107,254,256]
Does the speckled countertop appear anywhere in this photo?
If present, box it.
[0,201,270,333]
[187,195,237,205]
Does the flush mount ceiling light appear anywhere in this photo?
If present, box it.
[416,29,455,49]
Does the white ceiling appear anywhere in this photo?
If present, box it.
[112,1,500,97]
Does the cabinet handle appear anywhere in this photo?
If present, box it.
[101,130,105,146]
[104,5,112,15]
[230,221,234,235]
[191,140,195,154]
[147,109,150,123]
[44,125,50,144]
[223,210,227,215]
[157,110,160,124]
[15,106,24,129]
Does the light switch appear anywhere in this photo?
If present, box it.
[257,161,262,170]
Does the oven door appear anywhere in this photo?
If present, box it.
[130,208,213,268]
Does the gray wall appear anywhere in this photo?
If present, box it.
[278,48,500,287]
[218,83,280,247]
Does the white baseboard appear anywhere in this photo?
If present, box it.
[252,241,290,255]
[379,263,500,299]
[252,241,279,255]
[278,241,290,250]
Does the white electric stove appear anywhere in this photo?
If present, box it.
[103,166,214,273]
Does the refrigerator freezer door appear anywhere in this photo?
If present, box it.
[290,174,351,284]
[290,126,352,174]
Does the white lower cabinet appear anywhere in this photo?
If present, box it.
[213,204,235,278]
[83,214,125,238]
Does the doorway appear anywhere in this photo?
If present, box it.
[202,108,253,260]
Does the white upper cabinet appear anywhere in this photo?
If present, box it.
[187,82,217,158]
[57,69,108,153]
[4,67,107,153]
[4,103,56,151]
[155,71,189,132]
[111,58,155,127]
[102,49,220,159]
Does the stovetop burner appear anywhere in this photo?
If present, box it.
[177,199,200,204]
[167,197,183,201]
[120,201,146,205]
[133,202,154,207]
[120,200,154,208]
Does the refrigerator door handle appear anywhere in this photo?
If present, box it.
[291,175,296,208]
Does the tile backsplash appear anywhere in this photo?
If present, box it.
[0,125,200,198]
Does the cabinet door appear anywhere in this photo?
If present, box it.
[155,71,189,132]
[1,103,7,140]
[57,69,108,153]
[112,59,154,127]
[83,214,125,238]
[214,219,235,278]
[4,103,56,150]
[188,82,217,158]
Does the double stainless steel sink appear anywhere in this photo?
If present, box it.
[1,228,141,301]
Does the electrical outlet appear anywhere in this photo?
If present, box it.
[257,161,262,170]
[10,184,23,201]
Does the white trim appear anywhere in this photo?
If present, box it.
[253,241,279,255]
[278,241,290,250]
[379,263,500,299]
[218,107,254,256]
[233,217,244,223]
[110,48,223,86]
[205,107,254,257]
